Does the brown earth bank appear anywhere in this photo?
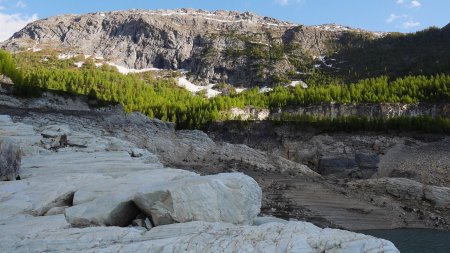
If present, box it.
[1,86,450,231]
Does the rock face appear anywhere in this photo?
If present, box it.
[229,107,270,120]
[0,137,21,181]
[0,9,382,86]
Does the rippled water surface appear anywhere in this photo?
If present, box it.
[361,229,450,253]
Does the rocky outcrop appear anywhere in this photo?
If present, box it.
[209,121,388,177]
[0,137,21,181]
[348,178,450,209]
[229,107,270,120]
[65,169,195,227]
[2,88,449,237]
[0,86,317,177]
[0,110,398,252]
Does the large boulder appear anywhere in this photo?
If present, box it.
[65,169,197,227]
[0,137,21,181]
[65,171,262,227]
[134,173,262,226]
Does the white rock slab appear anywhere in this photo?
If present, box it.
[0,221,399,253]
[65,171,261,228]
[134,173,262,226]
[65,169,197,227]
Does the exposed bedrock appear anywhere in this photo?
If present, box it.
[0,110,398,252]
[0,218,399,253]
[0,90,449,233]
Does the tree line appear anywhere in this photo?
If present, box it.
[1,49,449,130]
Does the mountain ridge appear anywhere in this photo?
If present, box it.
[0,9,386,85]
[1,9,449,86]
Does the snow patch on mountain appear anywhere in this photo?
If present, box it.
[107,63,163,75]
[177,77,221,98]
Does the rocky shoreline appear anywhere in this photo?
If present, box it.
[2,86,450,234]
[0,90,401,252]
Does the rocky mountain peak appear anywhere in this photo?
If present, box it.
[0,9,391,86]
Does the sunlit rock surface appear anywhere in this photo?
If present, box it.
[0,113,398,252]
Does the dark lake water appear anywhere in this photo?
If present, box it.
[360,229,450,253]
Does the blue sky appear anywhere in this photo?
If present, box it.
[1,0,449,41]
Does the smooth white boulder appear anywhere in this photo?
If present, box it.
[65,171,261,227]
[65,169,197,227]
[134,173,262,226]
